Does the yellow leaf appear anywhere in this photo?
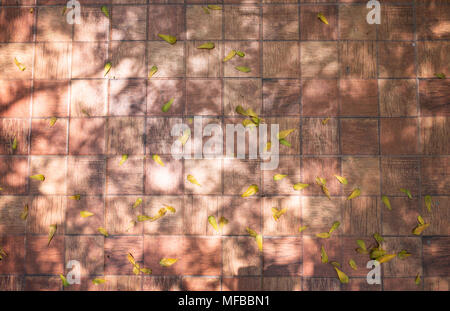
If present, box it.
[159,258,178,267]
[178,129,191,146]
[49,117,57,127]
[92,278,106,285]
[197,42,215,49]
[277,129,295,140]
[321,185,331,200]
[165,205,176,213]
[126,220,137,232]
[219,216,228,229]
[30,8,34,14]
[162,98,174,112]
[316,232,331,239]
[20,204,28,220]
[235,50,245,57]
[30,174,45,181]
[315,177,327,186]
[137,215,152,222]
[412,223,430,235]
[321,246,328,263]
[127,253,136,265]
[0,247,8,260]
[397,250,412,260]
[370,248,386,260]
[158,34,177,45]
[298,225,308,233]
[202,6,210,14]
[321,117,330,125]
[98,227,109,237]
[235,66,251,73]
[349,259,358,270]
[334,267,349,284]
[272,207,287,221]
[101,6,109,18]
[103,62,112,77]
[133,198,143,209]
[328,221,340,234]
[382,195,392,211]
[207,5,222,10]
[376,254,397,264]
[317,12,329,25]
[264,141,271,152]
[11,136,17,151]
[246,227,257,238]
[187,174,201,186]
[152,154,165,167]
[14,57,26,71]
[417,215,425,225]
[148,65,158,78]
[356,239,367,251]
[223,50,236,62]
[208,216,219,232]
[140,268,152,274]
[400,188,412,199]
[80,211,94,218]
[235,105,248,116]
[273,174,287,181]
[415,272,421,285]
[60,274,69,287]
[246,108,258,118]
[119,154,128,166]
[48,224,57,246]
[293,182,309,191]
[69,194,81,200]
[256,234,263,252]
[242,119,256,129]
[347,188,361,200]
[151,208,167,221]
[241,184,259,197]
[331,261,341,268]
[334,175,348,185]
[133,265,140,275]
[424,195,432,212]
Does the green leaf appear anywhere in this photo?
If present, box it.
[412,223,430,235]
[207,5,222,10]
[347,188,361,200]
[162,98,174,112]
[415,272,421,285]
[202,6,210,14]
[148,65,158,78]
[349,259,357,270]
[158,34,177,45]
[397,250,412,260]
[376,254,397,264]
[92,278,106,285]
[235,66,251,73]
[434,73,446,79]
[334,267,349,284]
[101,6,109,18]
[69,194,81,201]
[48,224,57,246]
[370,249,387,260]
[382,195,392,211]
[197,42,215,49]
[277,129,295,140]
[298,225,308,233]
[49,116,57,127]
[137,215,152,222]
[208,215,219,232]
[235,50,245,57]
[98,227,109,237]
[119,154,128,166]
[316,232,331,239]
[30,174,45,181]
[133,198,143,209]
[11,137,17,150]
[293,183,309,191]
[328,221,340,235]
[373,233,384,244]
[400,188,412,199]
[14,57,26,71]
[321,246,328,264]
[60,274,69,287]
[223,50,236,62]
[279,139,291,147]
[20,204,28,220]
[424,195,432,212]
[417,215,425,225]
[317,12,329,25]
[334,175,348,185]
[241,184,259,197]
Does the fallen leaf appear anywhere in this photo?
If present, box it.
[48,224,57,246]
[133,198,143,209]
[208,216,219,232]
[331,261,341,268]
[92,278,106,285]
[415,272,421,285]
[373,233,384,245]
[235,105,248,116]
[349,259,358,270]
[334,175,348,185]
[98,227,109,237]
[293,182,309,191]
[11,137,17,151]
[178,129,191,146]
[158,34,177,45]
[272,207,288,221]
[400,188,412,199]
[376,254,397,264]
[162,98,174,112]
[315,177,327,186]
[119,154,128,166]
[0,247,8,260]
[356,239,368,254]
[80,211,94,218]
[321,246,328,263]
[412,223,430,235]
[235,66,251,73]
[160,258,178,267]
[140,268,152,274]
[397,250,412,260]
[321,117,330,125]
[277,129,295,140]
[60,274,69,287]
[273,174,287,181]
[317,12,329,25]
[241,184,259,197]
[101,6,109,18]
[298,225,308,233]
[424,195,432,212]
[152,154,165,166]
[235,50,245,57]
[126,220,137,232]
[49,117,57,127]
[264,141,271,152]
[137,215,152,222]
[334,267,349,284]
[321,185,331,200]
[165,205,176,213]
[279,139,291,147]
[69,194,81,200]
[370,248,386,260]
[328,221,340,234]
[223,50,236,62]
[242,119,257,129]
[148,65,158,78]
[20,204,28,220]
[316,232,331,239]
[14,57,26,71]
[30,8,34,14]
[103,62,112,77]
[197,42,215,49]
[434,73,446,79]
[202,6,210,14]
[219,216,228,229]
[417,215,425,225]
[151,208,167,222]
[127,253,136,265]
[381,195,392,211]
[30,174,45,181]
[207,5,222,10]
[347,188,361,200]
[246,227,257,238]
[256,234,263,252]
[187,174,201,187]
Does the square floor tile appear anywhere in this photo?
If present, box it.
[27,196,65,234]
[65,236,104,276]
[224,5,260,40]
[106,117,145,155]
[301,157,341,196]
[302,79,338,116]
[69,118,106,155]
[147,80,184,116]
[339,79,378,116]
[0,236,25,274]
[419,80,450,116]
[106,156,144,194]
[263,156,300,195]
[105,196,143,235]
[418,41,450,78]
[378,5,414,40]
[186,5,222,40]
[110,79,146,116]
[263,5,299,40]
[0,43,33,79]
[421,157,449,195]
[0,80,31,117]
[264,237,302,276]
[423,237,450,277]
[300,5,338,40]
[112,5,146,40]
[223,159,260,195]
[186,41,222,78]
[301,41,338,78]
[0,196,28,234]
[339,5,376,40]
[71,42,108,79]
[0,157,28,194]
[147,41,184,78]
[341,157,380,195]
[145,156,183,195]
[143,195,184,235]
[26,236,64,274]
[379,42,416,78]
[104,236,143,275]
[30,157,67,195]
[379,79,417,117]
[263,196,301,236]
[381,157,420,196]
[302,196,343,235]
[221,197,261,236]
[66,195,104,235]
[36,7,71,42]
[223,41,260,78]
[0,7,34,42]
[67,156,105,194]
[342,197,381,236]
[340,41,376,79]
[75,6,109,41]
[380,118,419,155]
[340,119,379,155]
[186,79,222,115]
[31,119,67,155]
[109,41,146,78]
[0,119,29,155]
[263,41,300,78]
[225,78,262,116]
[223,237,262,276]
[148,5,185,40]
[302,118,339,155]
[35,42,71,80]
[33,80,69,117]
[263,79,300,116]
[421,117,449,155]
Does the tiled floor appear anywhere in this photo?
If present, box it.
[0,0,449,291]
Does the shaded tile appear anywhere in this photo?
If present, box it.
[184,159,222,195]
[65,236,104,276]
[302,197,343,235]
[421,157,449,195]
[71,42,108,79]
[339,79,378,116]
[340,119,379,155]
[67,156,105,194]
[378,5,414,40]
[340,237,380,278]
[103,275,141,291]
[223,41,260,78]
[382,237,422,277]
[109,41,146,78]
[263,41,300,78]
[263,156,301,195]
[28,195,66,234]
[380,118,419,155]
[0,119,29,155]
[0,196,28,234]
[262,277,301,291]
[33,80,69,117]
[379,79,417,117]
[263,237,302,276]
[0,80,31,117]
[0,276,23,291]
[303,236,342,277]
[145,156,183,195]
[223,159,260,195]
[419,80,450,116]
[25,236,64,274]
[424,277,450,291]
[301,79,338,117]
[417,1,450,39]
[70,79,108,117]
[339,41,376,79]
[0,236,25,274]
[104,236,143,275]
[147,80,184,116]
[302,118,339,155]
[0,7,34,42]
[111,5,146,40]
[423,237,450,277]
[143,195,184,235]
[0,43,33,79]
[31,119,68,155]
[148,5,185,40]
[23,276,61,291]
[263,79,299,116]
[106,156,144,194]
[225,78,262,116]
[342,197,381,236]
[69,118,106,155]
[110,80,146,116]
[106,117,145,155]
[301,42,338,78]
[303,278,341,291]
[186,41,222,78]
[224,5,260,40]
[221,197,261,236]
[379,42,416,78]
[74,6,109,41]
[300,5,338,40]
[341,157,380,195]
[301,157,341,196]
[339,5,376,40]
[223,277,261,291]
[186,79,222,115]
[265,117,301,155]
[381,157,420,196]
[382,197,419,236]
[420,117,449,155]
[0,157,28,194]
[263,196,301,236]
[184,195,221,235]
[147,41,184,78]
[35,42,71,80]
[223,237,262,276]
[146,117,183,155]
[418,41,450,78]
[105,196,143,235]
[36,6,71,42]
[263,5,299,40]
[143,276,182,291]
[30,157,67,195]
[66,195,104,235]
[186,5,222,40]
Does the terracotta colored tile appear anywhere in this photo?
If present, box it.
[146,117,182,155]
[31,119,67,155]
[0,119,29,155]
[144,236,222,275]
[143,195,184,235]
[66,195,104,235]
[263,41,300,78]
[186,79,222,115]
[143,276,182,291]
[184,159,222,195]
[303,236,342,277]
[263,5,299,40]
[417,1,450,39]
[28,196,65,234]
[36,7,71,42]
[104,236,143,275]
[224,5,260,40]
[186,5,222,40]
[263,237,302,276]
[105,196,143,235]
[339,5,376,40]
[113,0,147,3]
[420,117,449,155]
[148,5,185,40]
[341,157,380,195]
[186,41,222,78]
[265,117,301,155]
[379,42,416,78]
[74,6,109,41]
[102,276,141,291]
[33,80,69,117]
[35,42,71,80]
[0,80,30,117]
[70,79,107,117]
[263,196,301,236]
[379,79,417,117]
[30,157,67,195]
[223,237,262,276]
[69,118,105,155]
[423,237,450,277]
[340,237,379,278]
[184,195,221,235]
[0,7,34,42]
[301,79,338,116]
[23,276,61,291]
[302,118,339,155]
[419,80,450,116]
[111,5,146,40]
[420,196,449,235]
[223,159,260,195]
[262,277,301,291]
[65,236,104,276]
[381,197,419,236]
[182,277,221,291]
[340,119,379,155]
[302,197,343,235]
[0,236,25,274]
[262,79,299,116]
[147,80,184,116]
[145,156,183,195]
[109,41,146,78]
[0,43,33,79]
[109,80,146,116]
[301,157,341,196]
[418,41,450,78]
[340,41,376,79]
[106,156,144,194]
[223,41,260,78]
[0,196,28,234]
[303,278,341,291]
[225,78,262,116]
[223,277,261,291]
[221,197,261,236]
[263,156,300,195]
[342,279,381,291]
[378,5,414,40]
[71,42,108,78]
[380,118,419,155]
[339,79,378,116]
[300,5,338,40]
[382,237,422,277]
[381,157,420,196]
[67,156,105,194]
[421,157,449,195]
[424,277,450,291]
[301,42,338,78]
[342,197,381,236]
[26,236,64,274]
[0,157,28,194]
[106,117,145,155]
[0,276,23,291]
[147,41,184,78]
